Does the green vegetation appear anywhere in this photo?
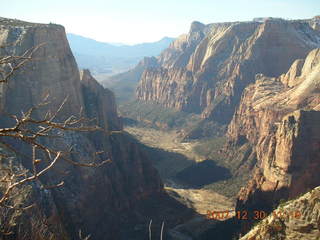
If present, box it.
[183,120,227,139]
[193,136,226,159]
[192,139,256,198]
[203,175,250,199]
[120,100,201,129]
[125,115,255,199]
[120,99,256,199]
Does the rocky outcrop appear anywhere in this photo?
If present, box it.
[0,18,83,118]
[0,17,163,239]
[308,16,320,31]
[240,186,320,240]
[137,17,320,124]
[227,48,320,234]
[80,69,122,130]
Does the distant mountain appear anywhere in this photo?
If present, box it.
[67,33,174,75]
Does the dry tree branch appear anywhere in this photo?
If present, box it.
[0,43,45,83]
[160,221,165,240]
[0,97,110,207]
[0,43,112,238]
[0,152,62,205]
[79,229,91,240]
[149,219,153,240]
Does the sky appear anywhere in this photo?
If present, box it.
[1,0,319,45]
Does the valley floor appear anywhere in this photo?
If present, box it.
[125,126,235,217]
[125,126,205,161]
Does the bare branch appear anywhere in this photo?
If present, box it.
[0,43,113,238]
[0,43,46,83]
[149,219,152,240]
[160,221,165,240]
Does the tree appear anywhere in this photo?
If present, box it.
[0,44,108,239]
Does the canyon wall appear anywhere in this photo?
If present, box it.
[137,17,320,124]
[227,48,320,233]
[0,17,162,240]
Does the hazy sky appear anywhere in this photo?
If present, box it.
[1,0,319,44]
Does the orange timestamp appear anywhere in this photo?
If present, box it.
[206,209,302,220]
[236,210,302,220]
[206,210,232,220]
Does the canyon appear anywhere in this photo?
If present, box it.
[136,17,320,125]
[0,17,168,240]
[232,48,320,236]
[0,14,320,240]
[129,16,320,239]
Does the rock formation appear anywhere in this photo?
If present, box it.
[227,48,320,234]
[308,15,320,31]
[80,69,122,130]
[0,17,163,240]
[240,186,320,240]
[136,17,320,124]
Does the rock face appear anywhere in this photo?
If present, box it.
[308,16,320,31]
[0,17,162,239]
[136,17,320,124]
[0,18,83,118]
[228,48,320,234]
[80,69,122,130]
[240,186,320,240]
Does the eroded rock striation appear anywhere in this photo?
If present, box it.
[228,48,320,234]
[136,17,320,124]
[0,17,162,239]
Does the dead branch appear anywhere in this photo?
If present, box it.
[0,96,111,208]
[0,43,45,83]
[0,43,112,238]
[79,230,91,240]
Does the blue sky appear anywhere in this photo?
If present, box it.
[1,0,319,44]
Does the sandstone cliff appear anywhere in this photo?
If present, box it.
[136,17,320,124]
[80,69,122,130]
[0,17,163,240]
[226,48,320,234]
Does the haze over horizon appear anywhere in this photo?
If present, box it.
[1,0,319,44]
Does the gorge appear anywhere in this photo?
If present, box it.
[0,14,320,240]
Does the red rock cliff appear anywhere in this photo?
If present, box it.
[227,48,320,233]
[137,18,320,124]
